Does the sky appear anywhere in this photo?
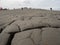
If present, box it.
[0,0,60,10]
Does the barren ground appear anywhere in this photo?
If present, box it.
[0,9,60,45]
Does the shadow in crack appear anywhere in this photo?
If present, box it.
[6,33,15,45]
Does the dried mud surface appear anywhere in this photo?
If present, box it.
[0,9,60,45]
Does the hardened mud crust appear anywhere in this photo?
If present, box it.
[0,12,60,45]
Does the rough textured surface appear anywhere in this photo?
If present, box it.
[41,28,60,45]
[0,9,60,45]
[11,29,41,45]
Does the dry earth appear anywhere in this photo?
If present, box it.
[0,8,60,45]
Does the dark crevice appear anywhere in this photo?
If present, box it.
[22,26,47,31]
[0,20,16,33]
[0,27,6,33]
[48,24,60,28]
[6,33,16,45]
[8,20,16,25]
[39,29,43,45]
[0,28,3,33]
[58,19,60,20]
[39,26,48,29]
[0,24,9,33]
[8,31,20,34]
[0,25,10,33]
[22,25,60,31]
[16,24,21,32]
[48,24,51,27]
[51,26,60,28]
[30,38,36,45]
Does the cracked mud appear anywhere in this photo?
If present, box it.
[0,9,60,45]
